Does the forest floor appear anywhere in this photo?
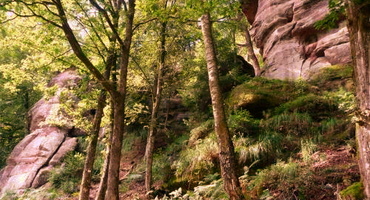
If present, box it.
[87,138,147,200]
[106,144,358,200]
[298,145,359,199]
[119,138,147,200]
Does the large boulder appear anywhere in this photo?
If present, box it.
[0,69,81,195]
[245,0,351,80]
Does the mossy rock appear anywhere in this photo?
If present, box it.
[273,94,338,121]
[340,182,364,200]
[309,65,354,91]
[226,78,293,118]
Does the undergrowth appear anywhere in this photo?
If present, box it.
[161,66,358,199]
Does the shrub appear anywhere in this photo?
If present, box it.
[273,94,337,121]
[172,133,219,184]
[48,152,84,194]
[260,112,316,136]
[246,160,314,200]
[228,109,258,136]
[234,131,284,165]
[340,182,365,200]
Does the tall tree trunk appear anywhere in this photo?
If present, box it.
[344,0,370,198]
[95,140,110,200]
[105,1,135,199]
[106,94,126,200]
[95,98,114,200]
[79,90,107,200]
[240,0,260,75]
[145,21,167,196]
[243,26,260,76]
[79,48,116,200]
[200,12,244,200]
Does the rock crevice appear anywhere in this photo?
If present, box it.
[249,0,351,80]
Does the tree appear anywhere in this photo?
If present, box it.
[239,0,261,75]
[79,70,112,200]
[344,0,370,198]
[0,0,136,199]
[144,19,167,196]
[200,12,244,200]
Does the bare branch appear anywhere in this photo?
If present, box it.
[1,15,19,24]
[74,0,109,54]
[18,1,62,28]
[119,0,128,12]
[8,9,62,28]
[53,0,114,93]
[89,0,124,46]
[132,18,158,32]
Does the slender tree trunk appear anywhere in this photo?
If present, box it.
[96,142,110,200]
[79,41,116,200]
[145,21,167,196]
[79,91,107,200]
[79,49,116,200]
[200,13,244,200]
[344,0,370,198]
[106,94,126,200]
[96,98,114,200]
[243,26,260,76]
[105,1,135,199]
[240,1,261,76]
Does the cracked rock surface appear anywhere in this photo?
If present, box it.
[245,0,351,80]
[0,69,80,195]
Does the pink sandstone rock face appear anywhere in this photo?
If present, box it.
[248,0,351,80]
[0,69,81,196]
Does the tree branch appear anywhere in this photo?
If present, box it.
[132,18,158,32]
[89,0,124,46]
[53,0,115,94]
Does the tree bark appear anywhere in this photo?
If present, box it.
[95,98,114,200]
[79,90,107,200]
[79,52,115,199]
[95,141,110,200]
[145,21,167,196]
[240,0,261,76]
[243,26,260,76]
[200,12,244,200]
[344,0,370,198]
[105,1,135,199]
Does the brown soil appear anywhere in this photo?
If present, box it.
[305,146,360,200]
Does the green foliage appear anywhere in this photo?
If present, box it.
[300,139,318,162]
[261,112,315,136]
[48,152,84,194]
[228,109,258,135]
[273,94,337,120]
[246,160,314,200]
[324,88,356,114]
[234,131,284,164]
[1,187,60,200]
[173,132,219,183]
[310,65,353,87]
[153,135,189,184]
[314,0,345,30]
[340,182,365,200]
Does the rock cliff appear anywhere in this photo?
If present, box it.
[0,69,81,195]
[244,0,351,80]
